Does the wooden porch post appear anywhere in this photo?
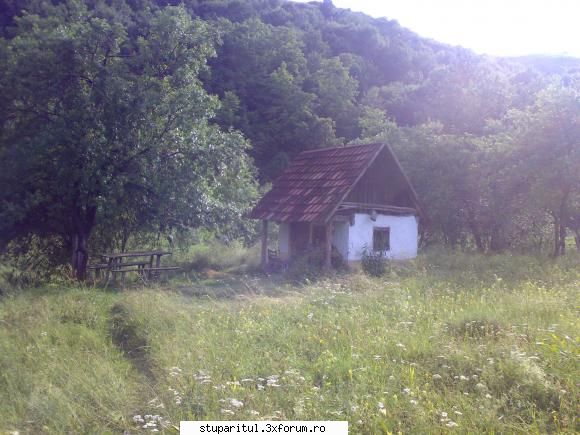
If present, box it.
[261,220,269,270]
[323,221,332,270]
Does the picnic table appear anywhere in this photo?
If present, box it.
[89,250,180,284]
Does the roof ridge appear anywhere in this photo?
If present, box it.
[299,142,385,155]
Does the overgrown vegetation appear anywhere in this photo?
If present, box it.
[1,252,578,433]
[1,0,578,282]
[361,248,389,277]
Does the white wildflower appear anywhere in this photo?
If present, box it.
[432,374,442,380]
[307,312,314,320]
[229,398,244,408]
[221,409,235,415]
[377,402,386,415]
[446,421,458,428]
[249,410,260,416]
[402,388,411,395]
[267,375,281,387]
[409,399,418,405]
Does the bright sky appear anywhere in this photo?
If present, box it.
[293,0,580,57]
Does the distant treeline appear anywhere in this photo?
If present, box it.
[0,0,578,278]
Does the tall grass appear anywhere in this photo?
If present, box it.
[0,288,143,433]
[0,252,578,433]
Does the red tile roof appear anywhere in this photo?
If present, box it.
[250,143,385,223]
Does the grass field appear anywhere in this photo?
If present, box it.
[0,251,578,434]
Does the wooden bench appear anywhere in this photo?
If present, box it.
[88,263,109,278]
[109,265,181,283]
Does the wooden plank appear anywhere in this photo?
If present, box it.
[148,254,155,280]
[339,202,417,215]
[88,263,109,269]
[100,250,171,259]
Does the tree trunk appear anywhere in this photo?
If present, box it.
[553,189,570,257]
[72,230,90,281]
[71,206,97,281]
[260,220,268,271]
[559,220,566,256]
[574,229,580,251]
[466,206,485,252]
[470,223,485,252]
[553,214,561,257]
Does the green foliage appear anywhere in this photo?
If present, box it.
[174,240,261,274]
[0,235,73,290]
[360,247,389,277]
[0,0,579,282]
[0,2,258,278]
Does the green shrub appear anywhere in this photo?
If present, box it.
[175,240,260,273]
[361,247,389,277]
[0,235,70,290]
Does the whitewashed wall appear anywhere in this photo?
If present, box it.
[347,213,418,260]
[332,221,349,260]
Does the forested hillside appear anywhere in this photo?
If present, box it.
[1,0,579,278]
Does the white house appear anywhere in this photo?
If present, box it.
[250,143,424,268]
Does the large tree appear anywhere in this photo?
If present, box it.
[506,81,580,256]
[0,2,257,279]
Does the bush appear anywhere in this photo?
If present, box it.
[361,248,389,277]
[0,235,70,290]
[174,240,260,273]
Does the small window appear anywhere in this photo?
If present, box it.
[373,227,390,252]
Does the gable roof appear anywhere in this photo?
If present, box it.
[249,143,422,223]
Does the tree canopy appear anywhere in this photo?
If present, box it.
[0,1,257,278]
[0,0,579,279]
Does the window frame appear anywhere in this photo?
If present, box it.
[372,226,391,253]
